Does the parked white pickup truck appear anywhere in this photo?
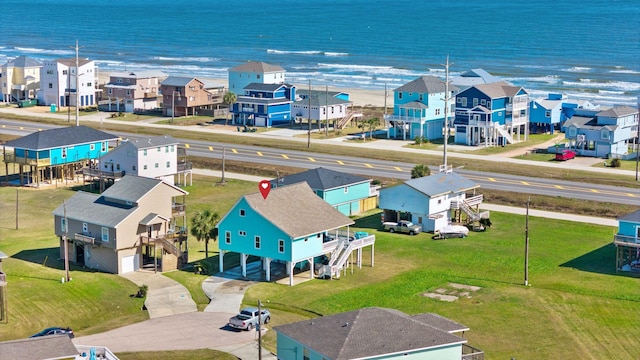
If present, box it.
[383,220,422,235]
[228,307,271,331]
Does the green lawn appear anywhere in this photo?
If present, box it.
[116,349,236,360]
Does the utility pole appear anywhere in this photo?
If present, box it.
[635,96,639,181]
[307,79,311,149]
[74,40,80,127]
[257,299,263,360]
[63,201,70,283]
[325,85,329,137]
[524,197,530,286]
[221,147,226,184]
[441,56,453,168]
[15,189,18,230]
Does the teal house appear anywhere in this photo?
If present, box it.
[274,307,484,360]
[614,209,640,273]
[2,125,118,187]
[272,167,378,216]
[217,182,375,285]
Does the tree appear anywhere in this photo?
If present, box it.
[190,209,219,259]
[365,117,380,140]
[222,91,237,126]
[411,164,431,179]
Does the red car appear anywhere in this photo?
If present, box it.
[555,149,576,161]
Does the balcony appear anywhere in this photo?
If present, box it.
[384,114,427,124]
[462,344,484,360]
[142,91,158,99]
[82,167,126,179]
[3,152,51,166]
[172,203,186,216]
[614,234,640,247]
[177,162,192,173]
[74,233,99,247]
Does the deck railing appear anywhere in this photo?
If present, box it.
[82,168,126,179]
[614,234,640,247]
[462,344,484,360]
[74,233,98,246]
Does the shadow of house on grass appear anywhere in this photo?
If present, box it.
[560,243,619,276]
[12,247,102,273]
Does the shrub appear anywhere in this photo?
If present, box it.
[610,158,621,168]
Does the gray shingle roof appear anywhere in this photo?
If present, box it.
[126,135,178,149]
[243,82,286,92]
[0,335,79,360]
[411,313,469,333]
[101,175,164,203]
[564,115,618,131]
[394,75,457,94]
[161,76,200,87]
[56,58,93,67]
[618,209,640,223]
[230,61,284,73]
[52,190,136,228]
[597,106,638,118]
[451,68,502,88]
[472,81,526,99]
[243,182,354,239]
[3,55,42,68]
[2,125,118,151]
[108,70,166,79]
[272,167,368,191]
[273,307,465,360]
[399,101,429,109]
[405,171,479,197]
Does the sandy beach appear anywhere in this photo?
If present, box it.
[98,72,389,108]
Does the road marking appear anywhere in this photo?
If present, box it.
[628,193,636,197]
[232,149,238,154]
[521,181,529,185]
[257,151,263,156]
[365,163,373,168]
[281,154,289,159]
[590,189,599,193]
[1,125,4,128]
[185,144,190,149]
[394,166,402,171]
[488,177,496,182]
[555,185,564,189]
[336,160,344,165]
[208,146,213,151]
[19,127,23,130]
[308,157,316,162]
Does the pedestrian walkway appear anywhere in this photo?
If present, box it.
[120,271,197,319]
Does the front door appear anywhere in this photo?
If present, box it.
[75,244,85,265]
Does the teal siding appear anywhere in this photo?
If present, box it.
[323,182,370,206]
[619,220,640,237]
[379,184,430,214]
[49,141,108,165]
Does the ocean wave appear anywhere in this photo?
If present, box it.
[152,56,219,63]
[15,47,74,56]
[563,80,640,91]
[267,49,349,57]
[506,75,560,84]
[561,90,636,106]
[563,66,591,73]
[599,90,625,95]
[317,63,421,77]
[609,69,640,75]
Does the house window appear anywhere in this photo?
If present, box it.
[438,199,442,204]
[481,99,486,105]
[239,230,246,236]
[101,227,109,242]
[60,218,67,232]
[170,145,174,152]
[165,146,169,153]
[155,163,159,168]
[254,236,261,249]
[569,127,577,137]
[461,98,467,107]
[189,96,195,101]
[116,164,120,171]
[344,187,348,194]
[419,94,423,101]
[166,161,170,168]
[545,111,551,118]
[63,70,68,75]
[225,231,231,244]
[601,129,610,140]
[240,209,246,217]
[143,149,147,156]
[435,109,441,115]
[49,83,53,89]
[101,142,107,152]
[456,97,462,103]
[132,165,136,171]
[61,147,67,159]
[398,92,403,100]
[90,144,95,151]
[143,164,148,170]
[473,98,478,107]
[189,86,195,91]
[278,239,285,253]
[157,147,161,152]
[82,223,88,233]
[498,112,502,116]
[303,348,310,360]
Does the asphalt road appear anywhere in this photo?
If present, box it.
[1,119,639,205]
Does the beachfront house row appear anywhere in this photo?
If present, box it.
[52,175,189,274]
[562,105,639,159]
[614,209,640,273]
[230,82,295,127]
[86,135,192,186]
[274,307,484,360]
[529,93,600,134]
[103,70,166,113]
[453,81,529,146]
[217,182,375,285]
[0,55,42,103]
[384,75,458,141]
[160,76,219,118]
[379,170,486,233]
[1,126,118,187]
[228,61,285,95]
[38,57,99,108]
[271,167,379,216]
[292,89,357,129]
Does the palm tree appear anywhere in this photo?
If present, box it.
[411,164,431,179]
[190,209,219,259]
[366,117,380,140]
[222,91,237,126]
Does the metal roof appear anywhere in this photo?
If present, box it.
[618,209,640,223]
[404,171,479,197]
[3,55,42,68]
[2,126,118,151]
[230,61,284,73]
[272,167,369,191]
[242,182,354,239]
[243,82,287,92]
[161,76,201,87]
[273,307,466,360]
[597,106,638,118]
[124,135,179,149]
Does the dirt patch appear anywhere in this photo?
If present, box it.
[422,282,482,302]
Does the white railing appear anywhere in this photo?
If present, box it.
[614,234,640,246]
[383,114,426,123]
[495,126,514,144]
[369,185,380,197]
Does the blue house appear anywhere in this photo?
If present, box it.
[272,167,378,216]
[383,75,457,141]
[1,125,118,187]
[529,93,599,134]
[454,81,529,146]
[379,171,485,233]
[274,307,484,360]
[562,105,639,159]
[614,209,640,273]
[217,182,375,285]
[230,82,296,127]
[228,61,286,95]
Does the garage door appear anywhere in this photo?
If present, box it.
[121,255,139,273]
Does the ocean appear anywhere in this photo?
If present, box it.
[0,0,638,105]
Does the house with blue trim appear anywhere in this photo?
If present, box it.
[1,125,118,187]
[529,93,599,134]
[292,89,355,129]
[562,105,639,159]
[614,209,640,273]
[453,81,529,146]
[271,167,378,216]
[217,182,375,285]
[379,170,486,233]
[383,76,457,141]
[230,82,295,127]
[228,61,286,95]
[274,307,484,360]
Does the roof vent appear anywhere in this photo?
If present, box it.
[342,322,349,327]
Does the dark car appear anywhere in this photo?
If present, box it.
[555,149,576,161]
[30,327,75,338]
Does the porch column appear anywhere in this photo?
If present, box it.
[264,257,271,282]
[371,244,375,267]
[358,248,362,269]
[309,257,314,279]
[241,253,247,277]
[219,250,225,273]
[288,262,293,286]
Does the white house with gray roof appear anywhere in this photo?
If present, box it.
[0,55,42,103]
[228,61,285,95]
[292,89,354,128]
[38,57,98,108]
[274,307,483,360]
[52,175,188,274]
[217,182,375,285]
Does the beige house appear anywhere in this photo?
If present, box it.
[0,56,42,103]
[103,70,166,112]
[52,175,188,274]
[160,76,221,117]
